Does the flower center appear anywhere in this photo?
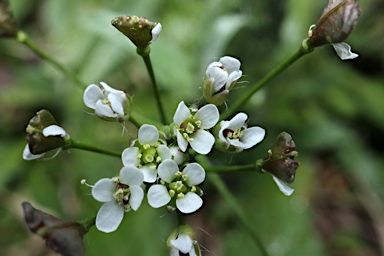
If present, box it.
[136,142,162,170]
[113,183,131,211]
[101,98,112,107]
[178,115,201,142]
[223,127,243,140]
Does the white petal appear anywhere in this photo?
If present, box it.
[100,81,124,94]
[271,175,294,196]
[190,130,214,155]
[229,126,265,150]
[157,159,178,183]
[226,70,242,88]
[218,120,230,143]
[176,192,203,214]
[92,178,115,202]
[206,64,228,92]
[129,185,144,211]
[169,146,187,166]
[147,184,171,208]
[23,144,43,160]
[173,101,190,125]
[83,84,103,109]
[176,130,188,152]
[157,144,172,161]
[108,92,125,117]
[150,23,162,43]
[332,42,358,60]
[138,124,159,145]
[95,201,124,233]
[121,147,140,166]
[171,234,193,254]
[95,100,117,118]
[119,166,144,186]
[42,125,66,137]
[227,112,248,130]
[182,163,205,186]
[219,56,241,74]
[194,104,219,129]
[140,165,157,183]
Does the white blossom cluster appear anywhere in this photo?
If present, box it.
[83,56,273,234]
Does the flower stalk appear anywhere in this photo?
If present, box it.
[65,139,121,158]
[16,31,87,89]
[221,41,313,120]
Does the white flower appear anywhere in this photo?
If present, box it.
[169,233,201,256]
[147,159,205,213]
[23,125,68,160]
[217,112,265,152]
[332,42,358,60]
[83,82,130,121]
[169,146,188,166]
[150,23,162,43]
[122,124,171,183]
[92,166,144,233]
[173,101,219,155]
[203,56,242,105]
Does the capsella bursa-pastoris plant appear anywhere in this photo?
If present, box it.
[11,0,361,254]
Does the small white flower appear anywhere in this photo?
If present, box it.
[122,124,171,183]
[92,166,144,233]
[217,112,265,152]
[147,159,205,213]
[203,56,242,105]
[169,146,188,166]
[173,101,219,155]
[23,125,68,160]
[83,82,130,121]
[150,23,162,43]
[170,233,201,256]
[332,42,358,60]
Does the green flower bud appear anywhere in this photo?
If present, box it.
[308,0,361,47]
[0,0,18,37]
[259,132,299,184]
[22,202,89,256]
[25,109,68,155]
[111,15,162,53]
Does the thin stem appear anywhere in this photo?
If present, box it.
[66,139,121,158]
[221,40,313,120]
[195,155,256,173]
[128,114,141,128]
[16,31,87,90]
[208,173,270,256]
[140,52,168,124]
[78,216,96,233]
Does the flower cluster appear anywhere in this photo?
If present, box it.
[84,55,270,233]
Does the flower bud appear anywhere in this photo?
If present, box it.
[167,225,202,256]
[111,15,161,53]
[260,132,299,184]
[203,56,242,106]
[23,109,69,160]
[308,0,360,47]
[0,0,18,37]
[22,202,88,256]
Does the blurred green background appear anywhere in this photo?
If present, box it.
[1,0,384,255]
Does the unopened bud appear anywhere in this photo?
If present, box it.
[111,15,161,53]
[0,0,18,37]
[22,202,88,256]
[308,0,361,47]
[25,109,68,155]
[259,132,299,184]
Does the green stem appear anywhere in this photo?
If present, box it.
[129,114,141,128]
[221,40,313,120]
[16,31,87,89]
[78,216,96,233]
[196,155,256,173]
[66,139,121,158]
[208,173,270,256]
[139,51,167,124]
